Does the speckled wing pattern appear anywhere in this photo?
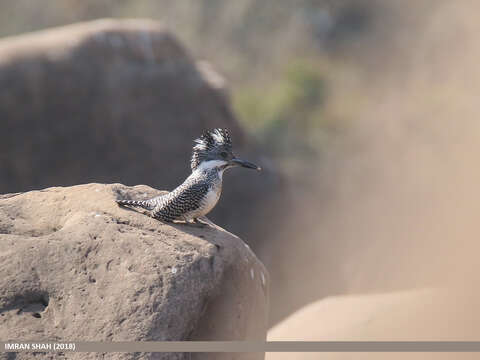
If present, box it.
[116,169,221,223]
[151,177,210,222]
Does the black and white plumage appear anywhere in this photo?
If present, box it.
[116,128,261,224]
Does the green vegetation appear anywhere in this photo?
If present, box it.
[234,60,347,161]
[0,0,373,170]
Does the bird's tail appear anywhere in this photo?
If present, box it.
[116,199,154,210]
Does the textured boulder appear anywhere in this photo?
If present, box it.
[0,18,280,246]
[0,183,268,360]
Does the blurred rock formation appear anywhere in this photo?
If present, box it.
[268,288,480,360]
[0,19,281,248]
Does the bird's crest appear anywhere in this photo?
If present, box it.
[191,128,232,170]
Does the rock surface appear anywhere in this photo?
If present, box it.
[0,18,281,246]
[0,183,269,360]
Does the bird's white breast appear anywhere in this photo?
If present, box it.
[185,185,222,220]
[201,187,221,213]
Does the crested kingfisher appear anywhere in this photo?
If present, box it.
[116,128,261,225]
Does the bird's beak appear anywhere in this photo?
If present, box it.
[230,158,262,171]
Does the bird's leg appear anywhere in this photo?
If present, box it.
[178,216,206,227]
[191,218,208,228]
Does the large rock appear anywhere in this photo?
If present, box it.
[0,19,280,247]
[0,183,269,360]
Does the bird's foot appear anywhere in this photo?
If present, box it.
[184,218,214,228]
[191,218,208,228]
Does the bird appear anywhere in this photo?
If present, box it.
[116,128,261,226]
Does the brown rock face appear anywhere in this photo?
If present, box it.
[0,19,280,245]
[0,183,268,360]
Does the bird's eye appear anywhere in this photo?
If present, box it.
[220,151,228,159]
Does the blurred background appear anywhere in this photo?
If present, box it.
[2,0,480,356]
